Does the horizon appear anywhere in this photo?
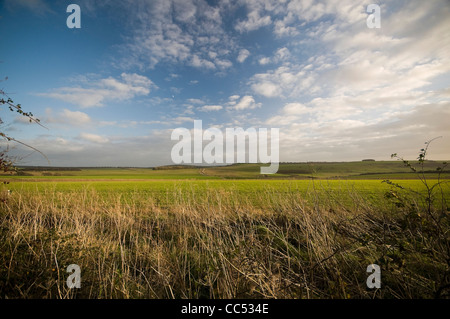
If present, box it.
[12,158,450,170]
[1,0,449,167]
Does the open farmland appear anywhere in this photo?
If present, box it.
[7,160,450,180]
[2,0,450,308]
[0,162,449,299]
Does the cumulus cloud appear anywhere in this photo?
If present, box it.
[250,80,283,98]
[250,60,323,98]
[229,95,261,110]
[235,10,272,33]
[119,0,236,71]
[190,55,216,70]
[250,1,450,104]
[237,49,250,63]
[253,0,450,161]
[257,47,291,66]
[258,57,271,65]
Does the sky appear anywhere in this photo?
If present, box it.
[0,0,449,167]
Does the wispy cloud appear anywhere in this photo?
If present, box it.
[3,0,54,16]
[198,105,223,112]
[45,108,92,126]
[79,132,109,144]
[187,98,205,105]
[18,131,175,167]
[39,73,155,108]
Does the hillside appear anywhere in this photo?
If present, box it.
[2,160,448,180]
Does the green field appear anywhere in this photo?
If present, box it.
[3,161,449,206]
[5,178,450,207]
[1,162,449,299]
[5,160,450,181]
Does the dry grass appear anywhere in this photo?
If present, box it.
[0,184,449,299]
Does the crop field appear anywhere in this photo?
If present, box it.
[2,0,449,308]
[4,178,450,207]
[0,163,449,299]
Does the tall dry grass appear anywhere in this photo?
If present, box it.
[0,183,448,299]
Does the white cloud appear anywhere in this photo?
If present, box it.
[183,105,195,115]
[282,103,310,115]
[17,130,176,167]
[231,95,261,110]
[251,81,283,98]
[98,120,118,126]
[187,98,205,105]
[237,49,250,63]
[119,0,236,71]
[250,64,317,98]
[274,47,290,63]
[257,0,450,162]
[45,108,92,126]
[274,17,299,37]
[39,73,155,108]
[172,0,197,23]
[257,47,290,66]
[199,105,223,112]
[214,58,233,69]
[60,109,91,125]
[42,88,105,109]
[146,116,195,126]
[235,9,272,33]
[263,102,450,163]
[17,0,450,165]
[80,132,109,144]
[258,57,271,65]
[249,0,450,104]
[190,55,216,69]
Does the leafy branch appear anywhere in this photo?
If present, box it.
[0,83,49,172]
[388,137,448,215]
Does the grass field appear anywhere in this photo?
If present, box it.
[0,162,449,299]
[5,161,450,180]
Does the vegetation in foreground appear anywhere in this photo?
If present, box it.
[0,177,448,299]
[0,141,449,299]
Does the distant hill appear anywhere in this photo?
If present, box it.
[4,160,448,180]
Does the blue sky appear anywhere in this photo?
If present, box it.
[1,0,449,167]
